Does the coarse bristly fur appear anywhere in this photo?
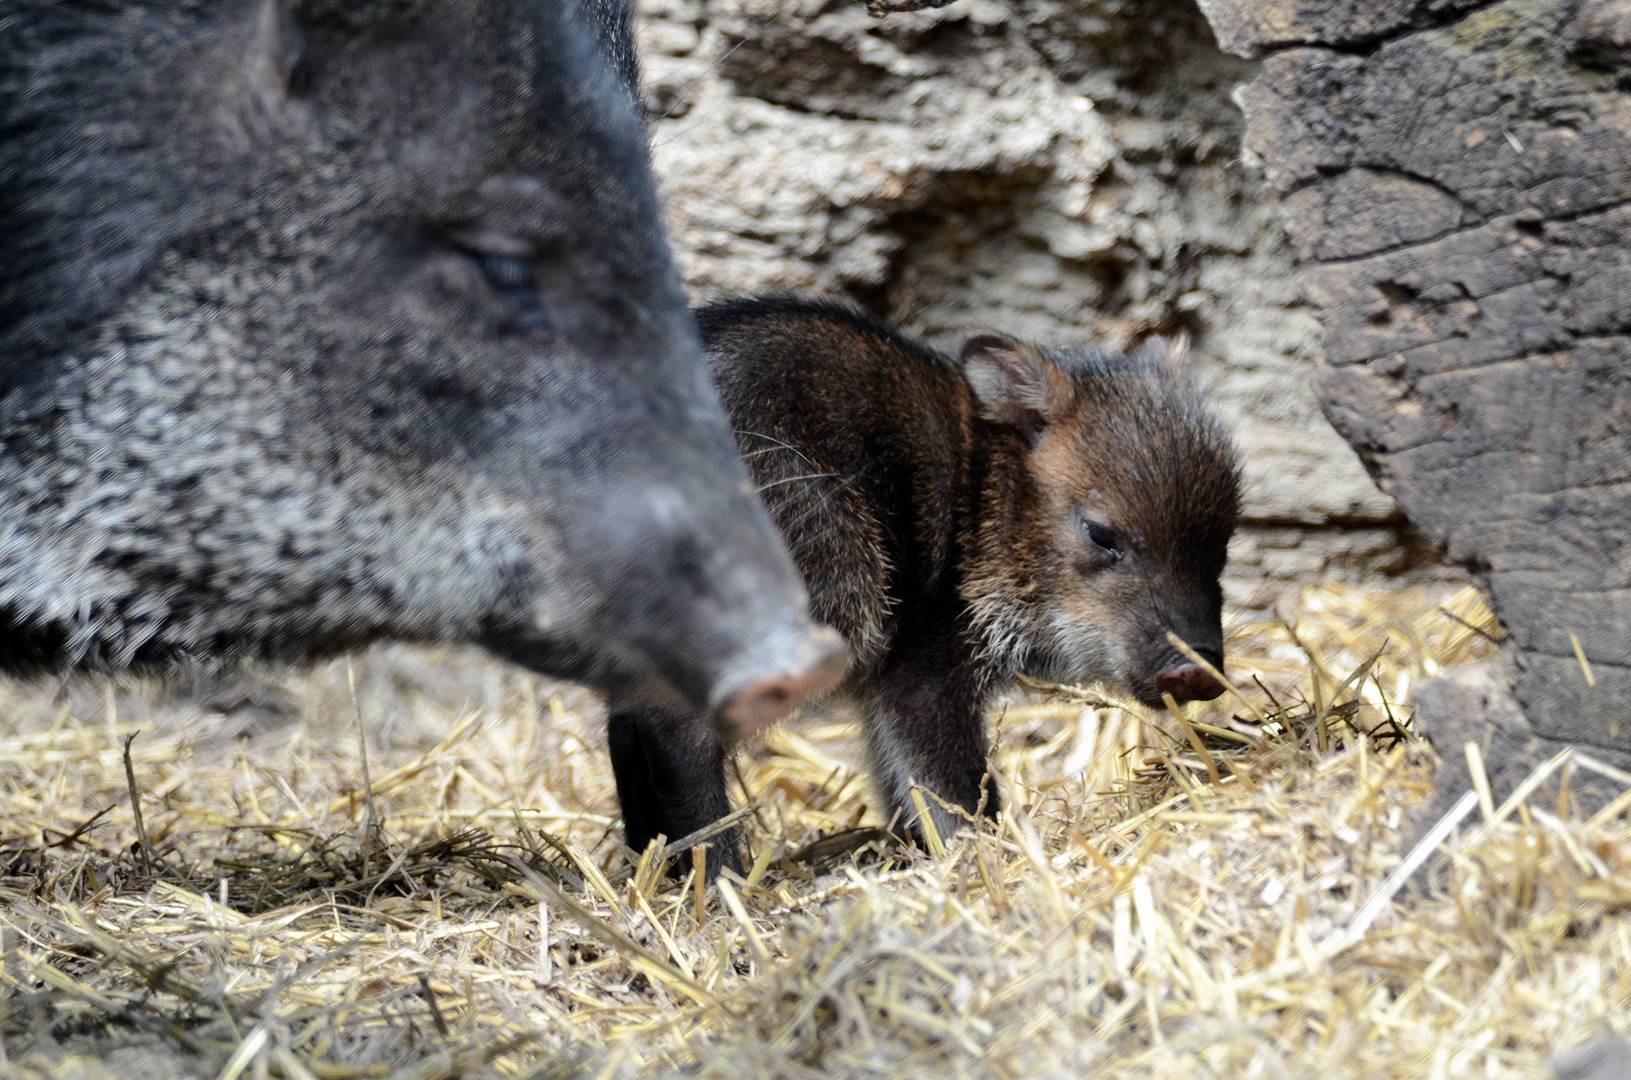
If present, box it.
[609,295,1241,870]
[0,1,824,716]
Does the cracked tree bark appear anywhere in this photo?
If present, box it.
[1195,0,1631,820]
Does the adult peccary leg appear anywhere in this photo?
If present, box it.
[606,706,744,877]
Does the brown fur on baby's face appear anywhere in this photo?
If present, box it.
[961,336,1241,706]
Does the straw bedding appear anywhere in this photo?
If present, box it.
[0,584,1624,1078]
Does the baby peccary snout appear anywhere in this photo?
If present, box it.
[607,297,1241,875]
[1156,662,1227,705]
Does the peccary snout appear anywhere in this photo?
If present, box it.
[605,479,850,731]
[485,465,848,732]
[1154,658,1227,705]
[714,625,849,738]
[1138,618,1229,707]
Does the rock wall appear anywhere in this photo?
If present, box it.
[1195,0,1631,818]
[634,0,1464,605]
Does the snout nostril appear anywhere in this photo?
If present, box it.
[1155,663,1227,705]
[719,629,849,739]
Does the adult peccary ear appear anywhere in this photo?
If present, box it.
[579,0,643,104]
[961,334,1071,431]
[245,0,307,106]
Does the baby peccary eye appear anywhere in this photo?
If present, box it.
[1082,519,1122,560]
[473,252,537,294]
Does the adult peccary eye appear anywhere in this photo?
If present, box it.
[1082,519,1122,560]
[474,252,538,294]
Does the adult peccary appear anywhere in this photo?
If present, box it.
[609,297,1241,870]
[0,1,845,733]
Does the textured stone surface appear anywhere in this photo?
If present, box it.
[1196,0,1491,56]
[1199,0,1631,798]
[633,0,1462,606]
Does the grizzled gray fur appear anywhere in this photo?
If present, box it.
[0,1,839,724]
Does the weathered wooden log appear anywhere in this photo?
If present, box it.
[1195,0,1631,817]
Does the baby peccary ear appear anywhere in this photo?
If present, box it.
[1132,333,1191,380]
[961,334,1070,431]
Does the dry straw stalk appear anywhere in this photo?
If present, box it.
[0,584,1623,1078]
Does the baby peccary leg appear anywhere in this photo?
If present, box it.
[861,639,999,846]
[606,708,744,879]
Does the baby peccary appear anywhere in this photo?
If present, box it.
[609,297,1241,872]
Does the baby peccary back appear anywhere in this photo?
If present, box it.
[609,297,1241,873]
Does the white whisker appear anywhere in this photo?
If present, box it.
[757,471,839,493]
[735,430,817,468]
[650,38,750,147]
